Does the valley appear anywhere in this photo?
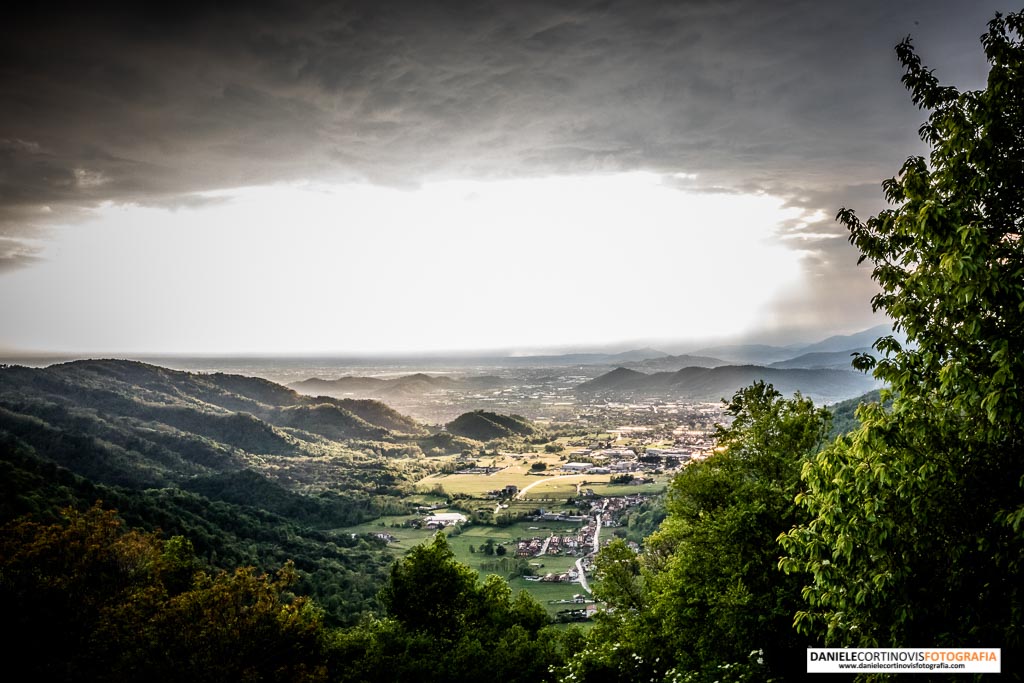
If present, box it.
[0,329,885,622]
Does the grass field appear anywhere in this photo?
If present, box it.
[414,452,601,497]
[588,479,669,497]
[336,515,597,616]
[507,577,590,618]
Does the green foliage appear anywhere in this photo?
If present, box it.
[825,389,883,439]
[0,504,329,682]
[0,358,427,627]
[378,533,481,638]
[181,468,409,528]
[417,430,479,456]
[560,383,829,682]
[277,402,388,441]
[331,397,427,435]
[780,10,1024,665]
[338,533,573,683]
[0,439,394,626]
[613,495,667,544]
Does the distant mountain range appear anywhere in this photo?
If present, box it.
[505,324,901,370]
[576,364,881,404]
[767,348,874,370]
[290,373,506,399]
[682,324,904,366]
[619,353,727,372]
[284,325,898,405]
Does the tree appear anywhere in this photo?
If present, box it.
[378,532,479,639]
[0,503,328,682]
[780,10,1024,663]
[559,383,830,682]
[338,532,572,683]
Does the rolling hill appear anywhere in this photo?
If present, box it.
[0,360,430,495]
[0,359,439,626]
[444,410,537,442]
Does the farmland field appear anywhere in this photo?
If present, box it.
[338,516,596,615]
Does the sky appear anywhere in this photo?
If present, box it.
[0,0,1012,356]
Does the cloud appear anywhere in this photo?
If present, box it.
[0,0,1007,272]
[0,237,42,272]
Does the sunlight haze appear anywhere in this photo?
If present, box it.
[2,173,808,353]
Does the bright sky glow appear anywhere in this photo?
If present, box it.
[1,172,813,354]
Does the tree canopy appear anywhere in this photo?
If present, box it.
[780,9,1024,665]
[335,532,570,683]
[559,382,830,682]
[0,504,328,682]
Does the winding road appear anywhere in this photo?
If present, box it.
[516,476,604,595]
[576,513,602,594]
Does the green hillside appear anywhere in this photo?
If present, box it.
[0,359,438,625]
[826,388,885,439]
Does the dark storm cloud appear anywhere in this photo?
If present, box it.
[0,0,1010,274]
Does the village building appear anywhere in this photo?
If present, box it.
[423,512,467,528]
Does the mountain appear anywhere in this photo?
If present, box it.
[605,347,671,362]
[684,343,799,365]
[445,410,537,441]
[577,365,881,404]
[290,376,388,394]
[662,324,902,365]
[488,348,669,367]
[290,373,505,400]
[768,348,873,370]
[795,324,903,354]
[576,367,651,391]
[622,353,728,372]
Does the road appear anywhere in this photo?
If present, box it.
[575,513,602,594]
[575,557,591,594]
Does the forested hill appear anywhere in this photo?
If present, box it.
[0,359,445,626]
[0,359,424,441]
[444,410,537,441]
[0,359,439,491]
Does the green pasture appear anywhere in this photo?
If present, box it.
[517,475,614,499]
[415,452,585,497]
[507,578,592,618]
[338,514,596,615]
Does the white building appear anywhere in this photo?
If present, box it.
[424,512,468,527]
